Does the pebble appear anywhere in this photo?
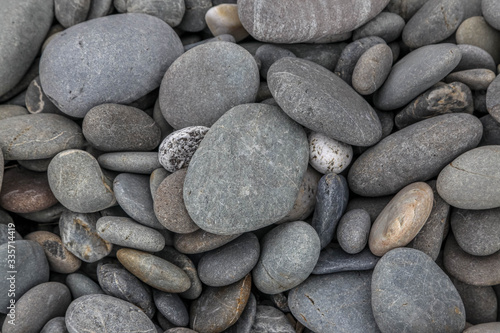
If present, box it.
[160,42,259,129]
[165,329,197,333]
[66,273,104,299]
[386,0,429,20]
[479,115,500,146]
[275,43,345,71]
[174,229,241,254]
[352,43,393,95]
[437,145,500,209]
[346,195,393,222]
[337,209,371,254]
[455,44,497,72]
[150,168,170,200]
[249,306,294,333]
[353,12,405,42]
[48,149,116,213]
[452,278,498,324]
[308,132,353,175]
[349,113,483,196]
[153,99,174,140]
[0,105,29,120]
[190,274,252,333]
[482,0,500,30]
[224,292,256,333]
[2,282,71,333]
[268,57,382,147]
[198,233,260,287]
[486,74,500,123]
[17,203,65,223]
[17,157,52,172]
[82,103,161,152]
[463,322,500,332]
[158,126,209,173]
[0,224,21,245]
[86,0,113,20]
[117,248,191,292]
[374,43,462,110]
[40,13,183,118]
[445,69,496,91]
[456,16,500,63]
[255,45,296,79]
[178,0,212,32]
[153,290,189,326]
[205,4,249,42]
[98,152,162,174]
[40,317,68,333]
[54,0,91,28]
[25,77,61,115]
[253,221,320,294]
[65,294,156,332]
[115,0,185,27]
[312,246,379,275]
[311,174,349,249]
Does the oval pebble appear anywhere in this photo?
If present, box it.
[353,12,405,42]
[456,16,500,63]
[205,4,249,42]
[446,69,496,91]
[337,209,371,254]
[153,290,189,327]
[312,246,380,275]
[66,273,104,299]
[352,43,393,95]
[40,317,67,333]
[452,278,498,325]
[455,44,497,72]
[115,0,185,27]
[483,0,500,30]
[98,152,162,174]
[308,132,353,174]
[249,306,294,333]
[174,229,241,254]
[54,0,91,28]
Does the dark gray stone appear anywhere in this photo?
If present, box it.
[311,174,349,249]
[386,0,429,21]
[224,292,256,333]
[268,57,382,146]
[337,209,371,254]
[55,0,91,28]
[183,34,236,51]
[66,272,105,299]
[25,77,61,115]
[114,0,185,27]
[40,317,68,333]
[17,157,52,173]
[0,57,40,104]
[160,41,259,129]
[312,246,379,275]
[87,0,114,19]
[452,278,497,324]
[178,0,212,32]
[479,115,500,146]
[153,290,189,326]
[184,103,308,234]
[374,44,462,110]
[446,69,496,91]
[349,113,483,196]
[249,306,294,333]
[40,13,183,118]
[483,0,500,30]
[454,44,496,72]
[372,247,465,333]
[274,43,345,71]
[0,224,21,246]
[65,294,156,332]
[198,233,260,287]
[487,74,500,123]
[352,43,393,96]
[289,271,378,333]
[353,12,405,43]
[98,152,162,174]
[346,196,393,222]
[255,45,295,79]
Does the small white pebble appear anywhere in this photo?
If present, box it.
[308,131,353,174]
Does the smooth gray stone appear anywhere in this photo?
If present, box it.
[352,43,393,96]
[238,0,390,43]
[452,278,497,324]
[25,77,61,115]
[5,91,27,107]
[275,43,345,71]
[0,0,52,97]
[311,174,349,249]
[349,113,483,197]
[476,90,489,114]
[312,246,379,275]
[55,0,91,28]
[83,104,161,152]
[456,16,500,64]
[337,209,371,254]
[455,44,496,72]
[479,115,500,146]
[66,273,105,299]
[446,69,496,91]
[87,0,114,19]
[65,294,156,332]
[483,0,500,30]
[437,145,500,209]
[462,0,482,19]
[17,157,52,172]
[59,211,113,262]
[113,173,164,229]
[153,290,189,326]
[40,13,183,118]
[97,263,155,318]
[0,114,84,160]
[268,57,382,147]
[0,57,40,103]
[114,0,186,27]
[18,203,65,223]
[486,74,500,123]
[0,240,49,314]
[40,317,68,333]
[253,221,320,294]
[353,12,405,43]
[346,196,393,222]
[255,45,295,79]
[249,306,294,333]
[48,149,116,213]
[374,44,462,110]
[0,105,29,121]
[386,0,429,21]
[2,282,71,333]
[463,322,500,332]
[165,329,197,333]
[289,271,379,333]
[150,169,170,202]
[372,248,465,333]
[98,152,162,174]
[0,224,22,246]
[224,292,256,333]
[160,42,259,129]
[198,233,260,287]
[153,99,174,140]
[184,104,308,235]
[183,34,236,51]
[178,0,212,31]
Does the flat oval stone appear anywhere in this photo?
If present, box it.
[348,113,483,197]
[48,149,116,213]
[452,278,498,325]
[184,103,308,235]
[65,294,156,332]
[269,57,382,147]
[153,290,189,327]
[483,0,500,30]
[486,74,500,123]
[253,221,320,294]
[83,104,161,152]
[205,4,249,42]
[190,274,252,333]
[308,132,353,175]
[17,157,52,173]
[337,209,371,254]
[117,248,191,292]
[255,45,296,79]
[0,113,84,160]
[178,0,211,32]
[98,152,162,174]
[198,233,260,287]
[249,306,294,333]
[40,317,67,333]
[446,69,496,91]
[54,0,90,28]
[238,0,390,43]
[373,44,462,110]
[66,273,104,299]
[312,246,379,275]
[174,229,241,254]
[437,146,500,209]
[456,16,500,63]
[353,12,405,42]
[274,43,345,71]
[289,271,378,333]
[352,43,393,95]
[455,44,497,72]
[40,13,183,118]
[160,41,259,129]
[59,211,113,262]
[372,248,465,333]
[115,0,185,27]
[18,202,65,223]
[369,182,434,256]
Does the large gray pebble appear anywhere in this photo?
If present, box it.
[353,12,405,42]
[98,152,162,174]
[153,290,189,327]
[249,306,294,333]
[55,0,91,28]
[66,273,105,299]
[114,0,186,27]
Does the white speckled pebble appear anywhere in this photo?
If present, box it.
[308,132,353,174]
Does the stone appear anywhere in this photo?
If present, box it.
[348,113,483,196]
[0,113,84,160]
[153,99,174,141]
[346,195,394,222]
[65,294,156,332]
[0,240,49,314]
[17,203,66,223]
[352,43,393,95]
[98,152,162,174]
[150,168,170,200]
[24,231,81,274]
[253,221,320,294]
[289,271,378,333]
[160,42,259,129]
[165,329,197,333]
[312,246,379,275]
[54,0,91,28]
[455,44,497,72]
[178,0,212,32]
[198,233,260,287]
[483,0,500,30]
[373,43,462,110]
[1,282,71,333]
[445,69,496,91]
[372,248,466,333]
[174,229,241,254]
[0,0,53,97]
[386,0,429,20]
[59,211,113,262]
[87,0,114,19]
[0,105,29,120]
[255,45,296,79]
[25,77,61,115]
[184,104,308,234]
[153,290,189,326]
[183,34,236,51]
[311,174,349,249]
[437,146,500,209]
[17,157,52,172]
[456,16,500,63]
[479,115,500,146]
[83,104,161,152]
[238,0,390,43]
[353,12,405,42]
[115,0,186,27]
[48,149,116,213]
[275,43,345,71]
[40,317,68,333]
[66,273,105,299]
[249,306,294,333]
[40,13,184,118]
[224,292,256,333]
[117,248,191,292]
[190,274,252,333]
[452,279,497,324]
[205,4,249,41]
[463,322,500,332]
[337,209,371,254]
[0,224,21,246]
[487,74,500,123]
[0,57,40,104]
[308,132,353,175]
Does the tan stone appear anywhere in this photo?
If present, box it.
[205,4,249,42]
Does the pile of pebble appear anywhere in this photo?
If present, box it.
[2,0,500,332]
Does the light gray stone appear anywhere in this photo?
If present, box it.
[98,152,162,174]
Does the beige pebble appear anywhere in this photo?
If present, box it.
[205,4,249,42]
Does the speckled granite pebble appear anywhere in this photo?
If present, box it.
[308,132,353,175]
